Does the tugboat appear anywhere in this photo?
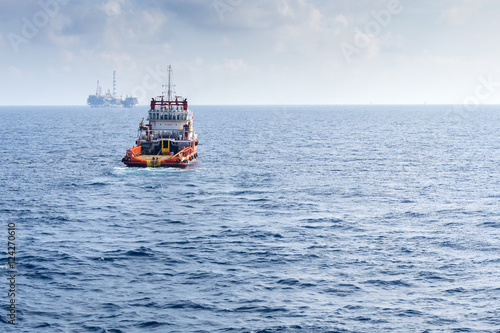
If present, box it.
[122,66,198,167]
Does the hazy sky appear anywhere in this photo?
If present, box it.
[1,0,500,105]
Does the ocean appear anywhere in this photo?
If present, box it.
[1,105,499,332]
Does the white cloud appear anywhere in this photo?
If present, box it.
[100,51,134,67]
[194,57,204,67]
[217,0,324,31]
[1,0,500,105]
[102,0,124,16]
[224,58,248,72]
[162,43,173,55]
[8,66,22,78]
[139,10,168,35]
[97,7,167,52]
[440,0,492,24]
[335,14,348,27]
[354,30,381,60]
[278,0,295,18]
[307,6,323,32]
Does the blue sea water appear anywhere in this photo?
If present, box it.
[1,105,500,332]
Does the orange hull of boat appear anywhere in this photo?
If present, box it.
[122,145,197,168]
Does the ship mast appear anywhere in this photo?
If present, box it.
[167,65,172,102]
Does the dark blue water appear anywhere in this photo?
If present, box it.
[1,105,500,332]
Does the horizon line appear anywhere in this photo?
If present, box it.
[1,103,500,107]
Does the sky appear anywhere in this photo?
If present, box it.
[1,0,500,105]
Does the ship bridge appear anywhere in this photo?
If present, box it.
[148,97,193,131]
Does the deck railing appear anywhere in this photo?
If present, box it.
[172,145,195,160]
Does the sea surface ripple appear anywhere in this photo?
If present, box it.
[1,105,500,332]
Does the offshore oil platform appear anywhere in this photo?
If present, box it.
[87,71,138,108]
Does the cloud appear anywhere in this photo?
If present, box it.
[224,58,248,72]
[102,0,124,16]
[1,0,500,105]
[45,1,169,53]
[440,0,492,24]
[335,14,348,27]
[157,0,327,31]
[353,30,381,60]
[8,65,22,78]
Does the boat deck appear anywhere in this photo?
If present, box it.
[138,155,174,161]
